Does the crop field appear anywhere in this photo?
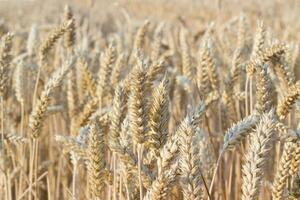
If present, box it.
[0,0,300,199]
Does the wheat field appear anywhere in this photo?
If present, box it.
[0,0,300,199]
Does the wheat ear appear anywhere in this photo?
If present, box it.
[87,119,106,198]
[109,84,125,154]
[289,142,300,177]
[223,114,259,150]
[128,60,148,146]
[197,42,212,98]
[110,53,125,87]
[178,117,204,200]
[246,43,285,75]
[272,141,295,199]
[133,20,150,53]
[179,27,193,80]
[63,5,76,50]
[150,22,164,62]
[277,82,300,120]
[241,110,276,200]
[143,162,178,200]
[255,65,274,113]
[0,33,13,98]
[97,43,116,104]
[146,75,170,154]
[29,57,75,138]
[251,20,266,59]
[39,19,73,63]
[78,57,97,95]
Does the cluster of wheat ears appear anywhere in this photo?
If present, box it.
[1,3,300,200]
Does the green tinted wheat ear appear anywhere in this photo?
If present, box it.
[272,141,295,200]
[87,119,105,198]
[0,33,13,98]
[241,111,276,200]
[223,114,259,150]
[29,57,75,138]
[146,76,170,153]
[63,5,76,50]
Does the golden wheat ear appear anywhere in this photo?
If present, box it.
[29,56,76,139]
[87,119,106,198]
[272,141,295,199]
[255,64,274,114]
[128,59,148,146]
[277,82,300,120]
[109,84,126,154]
[39,19,74,64]
[97,43,116,105]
